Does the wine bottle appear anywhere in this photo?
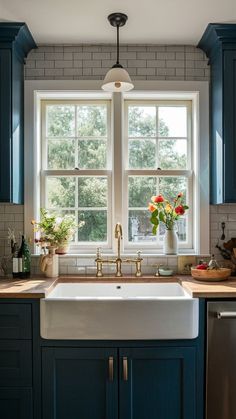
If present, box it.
[18,235,31,279]
[12,243,19,279]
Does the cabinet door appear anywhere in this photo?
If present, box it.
[223,50,236,202]
[0,340,32,386]
[0,388,32,419]
[42,347,118,419]
[0,48,12,202]
[119,347,196,419]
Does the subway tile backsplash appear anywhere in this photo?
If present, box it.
[1,203,236,275]
[25,44,209,81]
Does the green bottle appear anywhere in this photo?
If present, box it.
[18,236,31,279]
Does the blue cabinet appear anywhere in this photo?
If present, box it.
[0,301,33,419]
[0,23,36,203]
[0,388,33,419]
[42,347,118,419]
[119,347,196,419]
[198,24,236,204]
[0,299,204,419]
[42,345,200,419]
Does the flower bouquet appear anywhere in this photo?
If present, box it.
[148,193,189,254]
[32,209,83,254]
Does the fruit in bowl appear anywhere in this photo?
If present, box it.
[195,262,208,270]
[191,256,231,281]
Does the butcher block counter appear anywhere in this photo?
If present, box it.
[0,275,236,298]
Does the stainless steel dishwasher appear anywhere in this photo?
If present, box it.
[207,301,236,419]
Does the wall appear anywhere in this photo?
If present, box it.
[0,43,233,274]
[25,44,209,81]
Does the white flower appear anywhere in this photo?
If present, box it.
[55,217,62,225]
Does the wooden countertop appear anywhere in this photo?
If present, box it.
[1,274,236,298]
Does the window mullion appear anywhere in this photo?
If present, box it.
[113,93,123,251]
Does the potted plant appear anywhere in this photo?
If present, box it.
[32,209,83,254]
[148,193,189,254]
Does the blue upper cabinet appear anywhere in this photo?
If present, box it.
[198,24,236,204]
[0,23,36,204]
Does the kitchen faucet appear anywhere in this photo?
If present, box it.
[95,223,142,277]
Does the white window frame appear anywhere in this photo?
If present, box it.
[123,99,193,251]
[40,99,113,251]
[24,80,209,255]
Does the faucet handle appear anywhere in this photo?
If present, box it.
[96,247,102,259]
[135,251,142,277]
[137,250,142,260]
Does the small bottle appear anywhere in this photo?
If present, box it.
[18,235,31,279]
[12,243,19,279]
[208,254,220,270]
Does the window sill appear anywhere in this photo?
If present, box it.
[31,252,207,258]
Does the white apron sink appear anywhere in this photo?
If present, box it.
[40,282,199,340]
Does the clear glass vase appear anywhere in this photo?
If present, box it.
[163,227,178,255]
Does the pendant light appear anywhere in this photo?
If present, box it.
[102,12,134,92]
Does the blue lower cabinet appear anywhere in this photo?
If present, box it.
[42,346,199,419]
[42,347,118,419]
[0,388,33,419]
[119,347,196,419]
[0,340,32,386]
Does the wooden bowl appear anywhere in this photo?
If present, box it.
[191,267,231,282]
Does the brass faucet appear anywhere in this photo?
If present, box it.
[95,223,143,277]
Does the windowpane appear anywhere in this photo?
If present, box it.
[46,177,76,208]
[78,210,107,242]
[158,107,187,137]
[158,139,187,169]
[78,177,107,207]
[129,139,156,169]
[159,176,187,202]
[129,177,156,207]
[128,210,154,243]
[47,139,75,169]
[176,217,187,242]
[77,105,107,137]
[78,139,107,169]
[128,106,156,137]
[46,105,75,137]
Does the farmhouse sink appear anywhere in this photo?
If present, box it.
[40,282,199,340]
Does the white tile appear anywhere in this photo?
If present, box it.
[59,257,77,266]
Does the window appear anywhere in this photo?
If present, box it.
[123,101,192,250]
[25,81,209,255]
[41,100,112,248]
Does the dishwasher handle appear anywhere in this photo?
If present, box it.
[217,311,236,319]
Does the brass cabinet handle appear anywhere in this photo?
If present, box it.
[108,356,114,381]
[123,357,128,381]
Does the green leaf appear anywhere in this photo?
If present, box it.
[152,225,158,235]
[152,209,158,217]
[159,211,165,222]
[150,215,159,225]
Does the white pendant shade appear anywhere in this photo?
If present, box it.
[102,67,134,92]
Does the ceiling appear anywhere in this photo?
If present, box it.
[0,0,235,45]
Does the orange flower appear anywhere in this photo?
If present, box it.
[148,203,156,212]
[177,192,183,198]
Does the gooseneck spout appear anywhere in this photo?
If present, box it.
[95,223,142,278]
[115,223,123,260]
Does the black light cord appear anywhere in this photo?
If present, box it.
[116,25,120,65]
